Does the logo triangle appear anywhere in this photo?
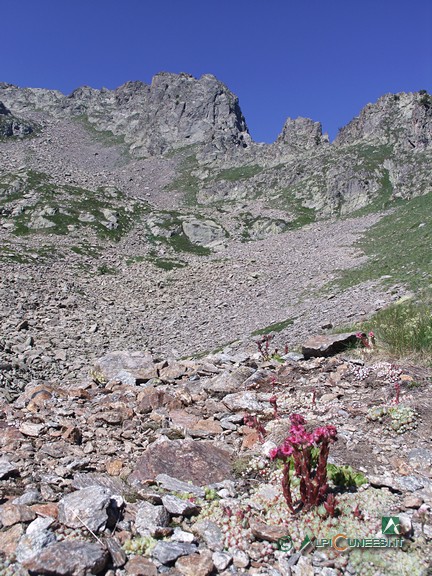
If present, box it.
[299,534,313,552]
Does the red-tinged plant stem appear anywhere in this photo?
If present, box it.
[282,462,295,513]
[394,382,401,405]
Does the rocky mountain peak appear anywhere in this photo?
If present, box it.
[0,72,250,156]
[334,91,432,151]
[276,116,328,151]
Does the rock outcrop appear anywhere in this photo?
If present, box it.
[0,73,250,156]
[0,100,34,138]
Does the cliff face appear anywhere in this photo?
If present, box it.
[0,75,431,221]
[334,91,432,151]
[0,73,250,156]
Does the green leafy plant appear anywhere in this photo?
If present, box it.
[327,464,368,489]
[123,535,157,556]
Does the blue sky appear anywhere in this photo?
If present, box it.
[2,0,431,142]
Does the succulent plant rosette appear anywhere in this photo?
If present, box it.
[269,413,337,514]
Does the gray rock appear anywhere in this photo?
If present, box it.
[302,332,359,358]
[12,490,42,506]
[128,439,233,486]
[182,218,226,247]
[151,541,197,565]
[222,391,263,412]
[91,350,157,385]
[15,517,56,563]
[155,474,205,497]
[0,101,34,137]
[22,540,108,575]
[161,494,200,517]
[0,459,19,479]
[192,519,224,551]
[212,551,232,571]
[233,550,250,568]
[58,486,111,533]
[72,472,128,497]
[172,527,196,543]
[135,501,170,537]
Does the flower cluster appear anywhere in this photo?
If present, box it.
[269,414,337,513]
[356,331,375,348]
[244,414,266,442]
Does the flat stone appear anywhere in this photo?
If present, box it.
[0,503,36,527]
[91,351,158,385]
[128,439,233,486]
[135,501,170,537]
[222,391,263,412]
[151,541,197,565]
[137,387,182,413]
[250,519,288,542]
[192,418,223,434]
[397,475,425,492]
[159,361,188,381]
[204,366,255,394]
[0,523,24,557]
[172,527,196,543]
[125,555,158,576]
[302,333,359,358]
[58,486,111,532]
[22,540,108,575]
[403,495,423,508]
[169,409,200,429]
[12,490,42,505]
[175,550,214,576]
[72,472,128,497]
[19,421,46,437]
[155,474,205,497]
[162,494,201,517]
[282,352,305,362]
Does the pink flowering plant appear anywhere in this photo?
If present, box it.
[269,414,337,514]
[355,331,376,349]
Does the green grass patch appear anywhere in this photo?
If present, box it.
[97,264,117,275]
[73,115,128,150]
[150,257,187,271]
[334,192,432,292]
[251,318,294,336]
[126,255,147,265]
[271,188,316,227]
[70,243,101,258]
[356,292,432,360]
[215,165,263,182]
[1,170,147,242]
[165,153,201,205]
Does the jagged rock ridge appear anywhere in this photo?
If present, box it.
[1,75,431,218]
[0,73,250,156]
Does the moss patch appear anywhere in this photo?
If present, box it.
[251,318,294,336]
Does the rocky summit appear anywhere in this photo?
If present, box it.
[0,74,431,575]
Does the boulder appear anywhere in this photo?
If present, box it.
[91,350,158,385]
[128,439,233,486]
[302,332,359,358]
